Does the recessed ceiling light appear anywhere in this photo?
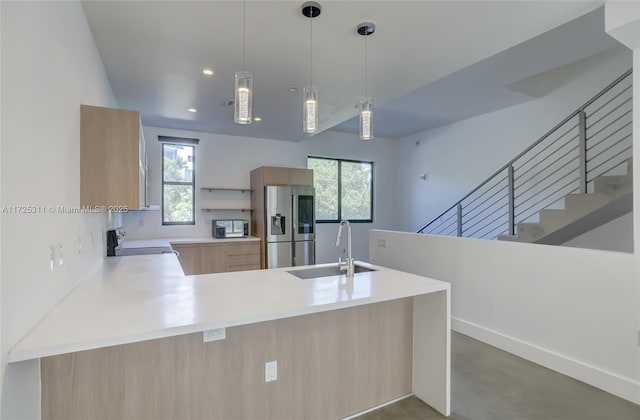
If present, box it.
[202,69,214,76]
[187,108,198,113]
[254,117,262,122]
[288,86,298,92]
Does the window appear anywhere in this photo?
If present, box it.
[162,143,195,225]
[307,156,373,223]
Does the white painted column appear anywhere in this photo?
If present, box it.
[413,289,451,416]
[605,0,640,250]
[604,0,640,386]
[0,0,3,413]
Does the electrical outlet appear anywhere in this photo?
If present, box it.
[265,360,277,382]
[78,235,83,254]
[138,218,144,227]
[203,328,226,342]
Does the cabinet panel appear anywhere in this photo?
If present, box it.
[262,167,291,186]
[172,245,201,276]
[173,242,261,275]
[225,242,260,272]
[289,168,313,186]
[200,244,226,275]
[226,254,259,266]
[225,263,261,272]
[226,243,259,256]
[261,167,313,186]
[81,105,143,208]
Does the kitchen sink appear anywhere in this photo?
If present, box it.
[287,264,376,279]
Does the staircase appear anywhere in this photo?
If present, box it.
[417,69,633,244]
[498,158,632,244]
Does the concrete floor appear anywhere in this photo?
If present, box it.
[357,332,640,420]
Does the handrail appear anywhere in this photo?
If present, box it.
[417,69,632,234]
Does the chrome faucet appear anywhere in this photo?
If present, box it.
[336,220,354,277]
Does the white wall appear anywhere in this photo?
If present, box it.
[121,127,398,263]
[370,230,640,404]
[0,1,3,413]
[0,1,117,417]
[394,46,632,234]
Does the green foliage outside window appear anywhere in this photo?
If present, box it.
[308,157,373,222]
[163,144,194,224]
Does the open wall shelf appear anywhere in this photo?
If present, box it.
[201,187,252,213]
[201,187,252,193]
[201,208,252,212]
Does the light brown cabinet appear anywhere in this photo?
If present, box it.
[253,166,313,186]
[225,242,260,272]
[80,104,148,209]
[171,244,201,276]
[200,244,226,274]
[171,241,260,275]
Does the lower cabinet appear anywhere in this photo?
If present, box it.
[201,244,226,274]
[172,242,260,275]
[172,244,201,276]
[226,242,261,272]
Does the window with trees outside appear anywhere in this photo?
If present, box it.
[162,143,195,225]
[307,156,373,223]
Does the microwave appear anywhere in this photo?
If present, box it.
[212,220,249,238]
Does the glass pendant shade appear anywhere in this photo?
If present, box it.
[359,99,373,140]
[303,85,319,133]
[234,71,253,124]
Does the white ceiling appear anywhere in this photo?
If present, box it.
[333,7,623,138]
[81,1,605,142]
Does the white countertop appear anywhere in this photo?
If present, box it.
[118,236,260,250]
[8,255,448,363]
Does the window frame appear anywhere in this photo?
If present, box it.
[162,142,196,226]
[307,156,374,224]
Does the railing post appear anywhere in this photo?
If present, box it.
[508,165,515,235]
[578,110,587,193]
[456,203,462,237]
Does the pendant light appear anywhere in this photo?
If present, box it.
[302,2,321,134]
[357,22,375,140]
[234,0,252,125]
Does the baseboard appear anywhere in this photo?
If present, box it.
[452,317,640,405]
[342,394,413,419]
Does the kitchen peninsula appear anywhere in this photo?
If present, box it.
[9,254,450,419]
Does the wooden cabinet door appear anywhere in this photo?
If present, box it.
[172,245,201,275]
[261,167,313,186]
[80,104,141,208]
[288,168,313,186]
[226,242,260,272]
[262,167,291,185]
[200,244,226,274]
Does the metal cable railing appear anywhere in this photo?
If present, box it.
[418,69,633,237]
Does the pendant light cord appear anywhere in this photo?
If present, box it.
[242,0,246,70]
[309,9,314,86]
[364,35,368,98]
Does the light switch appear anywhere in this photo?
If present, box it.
[57,243,63,266]
[49,246,55,271]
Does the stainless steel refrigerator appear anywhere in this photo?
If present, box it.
[265,185,315,268]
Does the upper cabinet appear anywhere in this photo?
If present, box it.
[250,166,313,187]
[80,105,148,209]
